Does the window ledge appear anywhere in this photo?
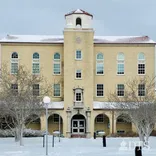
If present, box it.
[73,101,84,108]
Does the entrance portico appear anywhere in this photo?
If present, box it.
[71,115,86,136]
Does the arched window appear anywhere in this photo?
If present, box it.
[76,17,82,26]
[117,53,124,75]
[53,53,61,75]
[138,53,145,74]
[11,52,18,74]
[32,52,40,74]
[96,53,104,75]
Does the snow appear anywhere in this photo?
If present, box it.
[93,101,120,109]
[74,9,83,13]
[48,101,64,109]
[0,35,155,44]
[0,137,156,156]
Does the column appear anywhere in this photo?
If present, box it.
[86,110,91,138]
[66,108,71,138]
[40,114,46,131]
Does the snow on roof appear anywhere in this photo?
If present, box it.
[65,9,93,18]
[47,101,64,109]
[0,35,64,43]
[93,101,120,109]
[0,35,155,44]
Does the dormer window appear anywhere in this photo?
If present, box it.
[73,87,84,108]
[76,17,82,27]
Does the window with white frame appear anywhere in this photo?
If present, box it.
[33,84,39,96]
[75,92,82,102]
[75,50,82,60]
[96,53,104,74]
[138,84,145,96]
[53,84,61,97]
[76,69,82,79]
[32,53,40,74]
[11,84,18,95]
[117,84,124,96]
[96,114,104,123]
[11,52,18,74]
[138,53,145,74]
[53,53,61,74]
[96,84,104,97]
[74,88,83,103]
[117,53,124,75]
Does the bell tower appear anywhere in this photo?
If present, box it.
[64,9,93,29]
[63,9,94,138]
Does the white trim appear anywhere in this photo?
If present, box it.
[96,84,104,97]
[53,53,61,75]
[96,53,104,75]
[137,52,146,75]
[53,83,61,97]
[75,50,82,60]
[32,52,40,75]
[75,69,82,79]
[117,53,125,75]
[10,52,19,74]
[75,92,82,102]
[116,84,125,97]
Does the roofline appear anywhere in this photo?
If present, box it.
[0,42,155,44]
[65,9,93,18]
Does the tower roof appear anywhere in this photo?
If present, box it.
[65,9,93,18]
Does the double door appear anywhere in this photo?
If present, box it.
[72,120,85,134]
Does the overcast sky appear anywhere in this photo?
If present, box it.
[0,0,156,41]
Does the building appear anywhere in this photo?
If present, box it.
[0,9,155,137]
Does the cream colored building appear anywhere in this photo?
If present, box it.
[0,9,155,137]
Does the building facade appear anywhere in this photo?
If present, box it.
[0,9,155,137]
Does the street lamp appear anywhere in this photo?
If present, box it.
[43,96,51,156]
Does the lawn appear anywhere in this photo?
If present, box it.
[0,136,155,156]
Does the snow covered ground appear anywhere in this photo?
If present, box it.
[0,136,155,156]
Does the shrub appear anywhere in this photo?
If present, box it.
[0,128,45,137]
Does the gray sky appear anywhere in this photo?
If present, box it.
[0,0,156,40]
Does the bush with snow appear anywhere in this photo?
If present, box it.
[0,129,45,137]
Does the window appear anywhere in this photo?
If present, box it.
[96,53,104,75]
[11,84,18,95]
[76,69,82,79]
[96,114,104,123]
[33,84,39,96]
[11,52,18,74]
[117,84,124,96]
[73,88,83,103]
[96,84,104,97]
[54,84,61,97]
[76,50,82,60]
[138,53,145,74]
[53,114,59,123]
[53,53,61,74]
[138,84,145,96]
[32,53,40,74]
[75,93,82,102]
[76,17,82,26]
[117,53,124,75]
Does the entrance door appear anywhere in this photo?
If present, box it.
[72,120,85,134]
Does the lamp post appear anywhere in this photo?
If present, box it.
[43,96,51,156]
[59,114,60,142]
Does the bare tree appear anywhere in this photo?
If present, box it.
[0,64,52,146]
[108,76,156,146]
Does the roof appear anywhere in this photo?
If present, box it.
[0,35,155,44]
[44,101,64,109]
[65,9,93,18]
